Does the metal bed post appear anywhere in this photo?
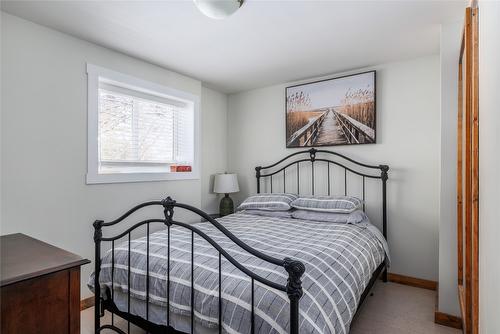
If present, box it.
[310,149,316,196]
[255,166,261,194]
[127,232,131,333]
[284,258,305,334]
[218,253,222,334]
[380,164,389,283]
[93,220,104,333]
[162,198,174,329]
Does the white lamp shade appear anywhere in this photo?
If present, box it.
[213,173,239,194]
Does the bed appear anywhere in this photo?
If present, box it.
[91,148,390,334]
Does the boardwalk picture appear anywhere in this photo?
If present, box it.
[286,71,376,148]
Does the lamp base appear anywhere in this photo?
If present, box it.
[219,194,234,217]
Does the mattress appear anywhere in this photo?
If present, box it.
[89,212,388,334]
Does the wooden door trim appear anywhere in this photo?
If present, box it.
[470,5,479,332]
[457,5,479,334]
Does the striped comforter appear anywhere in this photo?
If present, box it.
[89,212,387,334]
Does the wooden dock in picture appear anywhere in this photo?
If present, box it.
[287,108,375,147]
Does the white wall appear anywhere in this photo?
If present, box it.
[478,2,500,333]
[201,86,228,214]
[438,20,463,317]
[0,12,228,297]
[227,55,441,281]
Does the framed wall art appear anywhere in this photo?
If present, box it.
[286,71,376,148]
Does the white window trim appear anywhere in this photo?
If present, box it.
[86,63,200,184]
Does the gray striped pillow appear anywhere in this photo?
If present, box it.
[237,193,298,211]
[290,195,362,213]
[240,209,294,218]
[292,209,366,224]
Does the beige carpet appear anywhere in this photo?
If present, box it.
[81,282,461,334]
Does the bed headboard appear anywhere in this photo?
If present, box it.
[255,148,389,238]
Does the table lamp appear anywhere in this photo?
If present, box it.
[213,173,239,216]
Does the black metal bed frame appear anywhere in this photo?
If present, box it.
[93,148,389,334]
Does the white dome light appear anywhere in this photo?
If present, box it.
[194,0,244,19]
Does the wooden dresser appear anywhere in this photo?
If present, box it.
[0,233,90,334]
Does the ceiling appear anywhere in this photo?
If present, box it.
[1,0,465,93]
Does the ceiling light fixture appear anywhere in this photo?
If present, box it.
[194,0,244,19]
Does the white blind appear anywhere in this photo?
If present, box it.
[98,84,194,173]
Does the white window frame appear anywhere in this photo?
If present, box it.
[86,63,200,184]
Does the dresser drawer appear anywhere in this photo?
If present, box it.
[1,268,81,334]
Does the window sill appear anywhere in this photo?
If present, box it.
[86,171,200,184]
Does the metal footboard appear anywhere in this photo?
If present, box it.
[93,197,305,334]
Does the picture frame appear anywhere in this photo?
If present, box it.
[285,70,376,148]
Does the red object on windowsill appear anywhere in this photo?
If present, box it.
[170,165,192,172]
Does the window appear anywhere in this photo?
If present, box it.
[87,64,199,184]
